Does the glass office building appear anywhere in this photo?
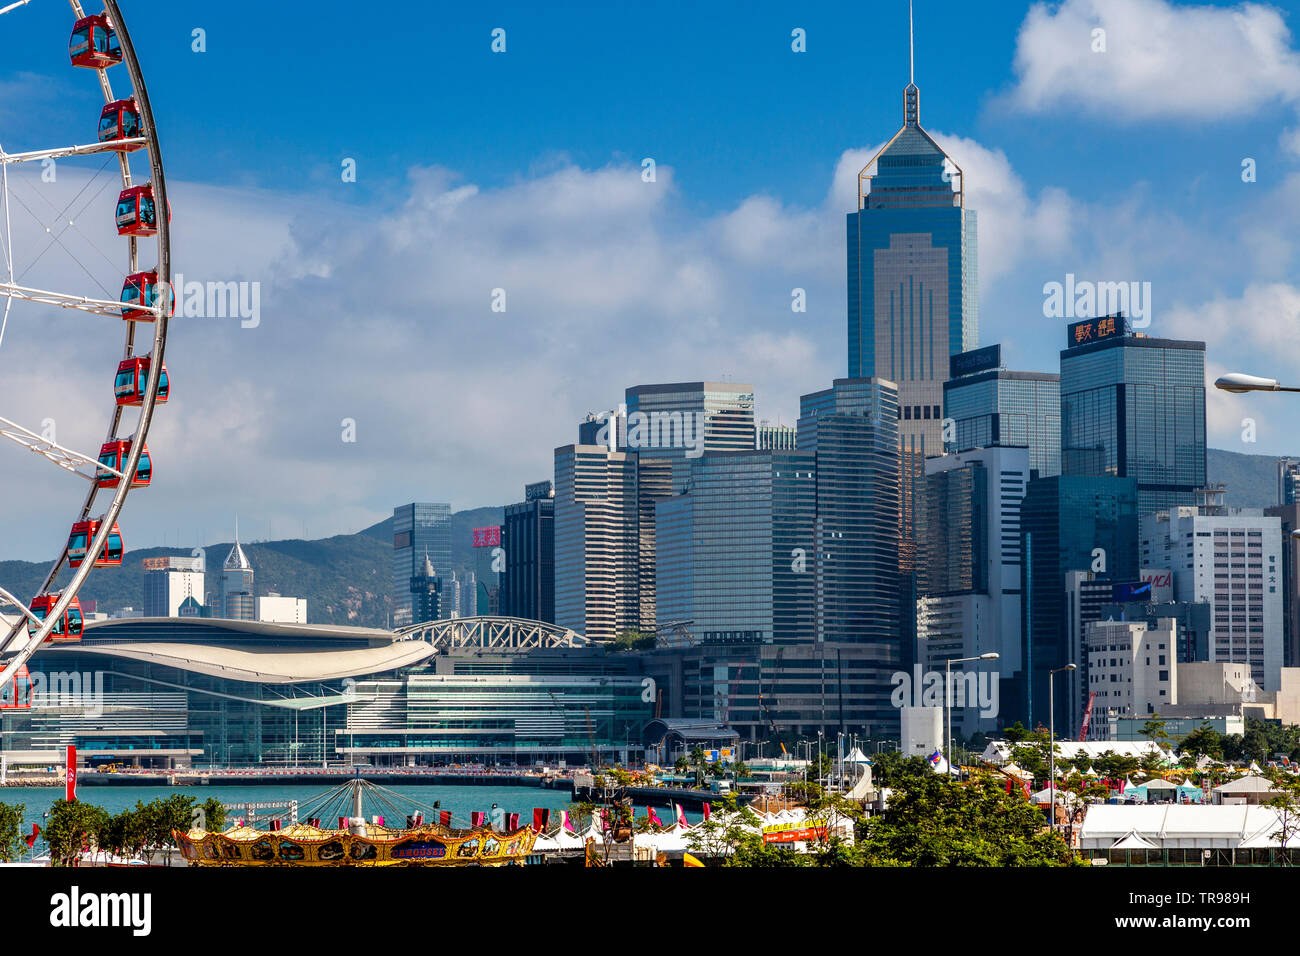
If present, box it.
[846,77,977,594]
[501,481,555,623]
[392,503,452,628]
[797,378,901,646]
[1059,319,1206,515]
[1018,475,1139,731]
[624,381,756,493]
[654,450,816,646]
[944,344,1061,477]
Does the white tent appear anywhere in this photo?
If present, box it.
[1111,831,1159,851]
[844,747,870,765]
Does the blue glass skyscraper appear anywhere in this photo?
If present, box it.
[1058,317,1206,515]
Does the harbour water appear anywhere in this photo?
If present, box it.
[0,783,706,843]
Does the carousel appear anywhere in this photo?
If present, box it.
[173,778,537,867]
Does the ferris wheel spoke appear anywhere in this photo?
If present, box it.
[0,415,127,481]
[0,281,159,318]
[0,587,38,627]
[0,139,147,166]
[0,0,36,16]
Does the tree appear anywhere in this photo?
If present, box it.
[1141,719,1170,746]
[673,756,689,775]
[685,793,762,861]
[1177,723,1222,760]
[1265,769,1300,864]
[688,747,707,787]
[0,802,25,863]
[44,799,110,867]
[857,758,1078,866]
[610,629,656,652]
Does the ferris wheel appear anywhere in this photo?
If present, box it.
[0,0,171,699]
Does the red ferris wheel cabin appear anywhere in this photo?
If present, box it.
[67,520,124,569]
[96,440,151,489]
[98,98,142,152]
[69,14,121,69]
[120,270,164,321]
[115,185,162,237]
[0,665,31,711]
[114,356,169,406]
[27,595,84,643]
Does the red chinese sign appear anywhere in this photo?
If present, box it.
[472,526,501,548]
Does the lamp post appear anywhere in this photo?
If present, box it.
[1214,373,1300,394]
[1048,663,1077,837]
[945,653,999,777]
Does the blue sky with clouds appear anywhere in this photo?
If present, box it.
[3,0,1300,559]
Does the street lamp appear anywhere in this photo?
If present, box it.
[1048,663,1077,838]
[1214,373,1300,394]
[945,653,999,776]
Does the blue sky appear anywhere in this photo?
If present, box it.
[3,0,1300,558]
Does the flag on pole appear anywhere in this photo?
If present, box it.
[702,802,711,821]
[563,810,576,833]
[648,807,663,828]
[926,750,949,775]
[675,803,688,827]
[25,824,39,848]
[65,745,77,802]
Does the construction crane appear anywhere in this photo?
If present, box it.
[1078,691,1097,741]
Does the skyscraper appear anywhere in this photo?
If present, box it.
[219,524,255,621]
[553,444,670,640]
[916,445,1030,734]
[1059,316,1207,515]
[943,344,1061,477]
[1018,475,1139,730]
[797,378,901,646]
[501,480,555,623]
[142,555,205,618]
[654,450,816,645]
[409,552,443,625]
[1141,507,1283,691]
[846,31,978,585]
[624,382,756,492]
[392,503,452,628]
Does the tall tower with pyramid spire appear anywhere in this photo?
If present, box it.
[843,1,979,662]
[409,551,443,625]
[218,518,255,620]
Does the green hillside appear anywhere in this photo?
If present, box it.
[1,505,507,630]
[1207,447,1296,510]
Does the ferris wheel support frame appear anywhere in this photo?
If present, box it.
[0,0,171,689]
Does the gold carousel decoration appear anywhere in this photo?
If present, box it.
[173,778,537,867]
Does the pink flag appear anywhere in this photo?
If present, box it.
[563,810,576,833]
[648,807,663,828]
[703,802,711,821]
[676,804,688,827]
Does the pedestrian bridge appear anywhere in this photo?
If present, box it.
[394,615,595,650]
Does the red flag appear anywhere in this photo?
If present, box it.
[507,813,519,831]
[439,810,452,827]
[25,824,39,848]
[649,807,663,828]
[676,804,687,827]
[703,802,711,821]
[471,811,485,827]
[65,745,77,802]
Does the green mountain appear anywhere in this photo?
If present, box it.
[1,505,507,630]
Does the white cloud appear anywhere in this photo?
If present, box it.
[1006,0,1300,120]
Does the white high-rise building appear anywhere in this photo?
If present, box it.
[142,556,205,618]
[1084,618,1178,720]
[256,593,307,624]
[1140,507,1283,690]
